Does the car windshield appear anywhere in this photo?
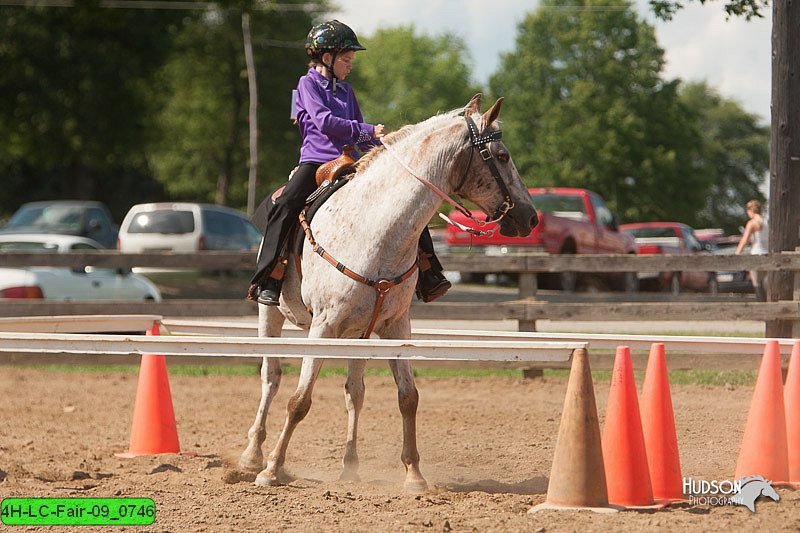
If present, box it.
[625,227,677,239]
[531,194,587,216]
[6,205,84,232]
[0,241,59,252]
[127,210,195,234]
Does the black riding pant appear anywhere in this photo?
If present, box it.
[252,162,444,285]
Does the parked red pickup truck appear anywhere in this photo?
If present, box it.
[444,187,638,291]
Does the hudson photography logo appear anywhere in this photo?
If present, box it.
[684,476,780,512]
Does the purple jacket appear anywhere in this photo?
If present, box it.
[295,68,376,163]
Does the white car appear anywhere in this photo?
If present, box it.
[0,234,161,301]
[118,202,261,253]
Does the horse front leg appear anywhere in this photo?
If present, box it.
[389,359,428,493]
[340,358,366,481]
[239,306,285,472]
[380,316,428,493]
[257,355,325,486]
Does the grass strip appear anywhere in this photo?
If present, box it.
[10,363,756,385]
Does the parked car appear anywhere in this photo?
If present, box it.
[0,234,161,300]
[0,200,119,249]
[619,221,718,295]
[118,202,262,253]
[444,187,638,291]
[713,238,754,293]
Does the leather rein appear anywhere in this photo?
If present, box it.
[297,114,512,339]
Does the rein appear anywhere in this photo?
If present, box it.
[298,209,418,339]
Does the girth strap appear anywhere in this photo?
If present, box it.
[298,209,418,339]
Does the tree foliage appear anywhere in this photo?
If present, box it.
[346,26,481,132]
[490,0,711,224]
[649,0,769,20]
[679,81,769,233]
[0,3,181,219]
[149,2,322,207]
[0,0,771,234]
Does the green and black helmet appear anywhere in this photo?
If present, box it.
[305,20,366,61]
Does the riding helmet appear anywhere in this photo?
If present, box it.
[305,20,366,60]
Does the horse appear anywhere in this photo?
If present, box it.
[238,94,537,492]
[733,475,780,512]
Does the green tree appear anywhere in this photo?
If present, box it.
[149,2,323,208]
[346,26,481,131]
[0,3,182,220]
[679,82,769,233]
[489,0,706,224]
[649,0,768,20]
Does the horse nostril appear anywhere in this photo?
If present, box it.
[530,212,539,228]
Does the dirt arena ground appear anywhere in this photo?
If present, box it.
[2,360,799,532]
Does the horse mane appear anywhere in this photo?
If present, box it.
[355,108,466,173]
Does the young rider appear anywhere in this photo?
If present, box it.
[248,20,450,306]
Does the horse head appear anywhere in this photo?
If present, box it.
[456,93,538,238]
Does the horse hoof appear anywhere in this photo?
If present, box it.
[404,479,429,494]
[238,451,264,473]
[339,469,361,482]
[254,472,282,487]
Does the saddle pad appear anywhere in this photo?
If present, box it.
[294,177,352,256]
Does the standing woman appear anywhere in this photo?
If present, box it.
[736,199,769,301]
[248,20,450,306]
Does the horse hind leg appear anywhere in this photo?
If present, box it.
[340,358,366,481]
[257,354,325,486]
[380,317,428,493]
[239,305,285,472]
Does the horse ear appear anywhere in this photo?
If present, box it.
[465,93,482,115]
[482,97,504,126]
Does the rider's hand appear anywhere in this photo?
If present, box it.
[374,124,387,139]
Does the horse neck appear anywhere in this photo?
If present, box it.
[357,120,467,245]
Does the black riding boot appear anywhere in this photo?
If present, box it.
[415,227,450,302]
[416,268,451,302]
[247,276,283,306]
[247,256,287,306]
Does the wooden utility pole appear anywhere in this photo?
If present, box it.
[242,12,259,217]
[766,0,800,337]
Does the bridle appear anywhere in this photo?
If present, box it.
[455,115,515,223]
[383,113,515,234]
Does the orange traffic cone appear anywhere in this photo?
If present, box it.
[115,323,182,458]
[640,343,684,502]
[734,340,789,484]
[530,348,614,512]
[783,340,800,487]
[602,346,655,508]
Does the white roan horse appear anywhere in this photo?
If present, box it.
[239,94,537,492]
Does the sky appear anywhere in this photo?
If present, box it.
[331,1,772,124]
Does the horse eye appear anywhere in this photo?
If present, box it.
[497,152,510,163]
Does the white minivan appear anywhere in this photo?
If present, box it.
[118,202,262,253]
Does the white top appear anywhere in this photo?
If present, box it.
[751,216,768,254]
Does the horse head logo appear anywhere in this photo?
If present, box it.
[732,475,780,512]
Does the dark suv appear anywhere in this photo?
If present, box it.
[0,200,119,249]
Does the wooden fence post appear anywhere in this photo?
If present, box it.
[518,272,538,333]
[767,248,800,338]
